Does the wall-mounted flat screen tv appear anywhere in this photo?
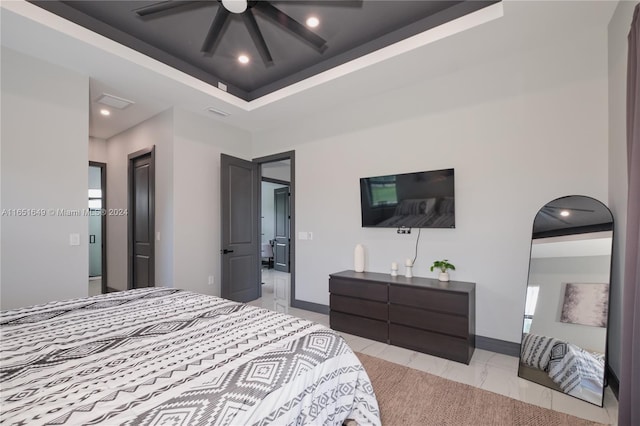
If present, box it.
[360,168,455,228]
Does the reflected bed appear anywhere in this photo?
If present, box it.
[1,288,380,425]
[520,333,604,406]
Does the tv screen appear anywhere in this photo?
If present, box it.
[360,169,455,228]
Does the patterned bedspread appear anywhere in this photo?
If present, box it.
[0,288,381,425]
[520,333,604,405]
[548,342,604,405]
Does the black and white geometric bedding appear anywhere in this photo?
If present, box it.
[520,333,604,405]
[548,342,604,404]
[0,288,381,425]
[520,333,560,371]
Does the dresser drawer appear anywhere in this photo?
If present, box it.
[389,285,468,315]
[390,324,472,364]
[330,311,388,343]
[330,294,387,321]
[329,277,387,302]
[389,304,468,338]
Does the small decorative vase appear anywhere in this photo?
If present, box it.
[405,259,413,278]
[391,261,398,277]
[354,244,365,272]
[439,272,450,282]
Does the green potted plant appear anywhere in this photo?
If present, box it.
[430,259,455,282]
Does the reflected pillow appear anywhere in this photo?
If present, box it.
[521,333,562,371]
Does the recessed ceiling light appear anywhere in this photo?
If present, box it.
[560,210,570,217]
[306,16,319,28]
[238,54,250,64]
[100,109,111,116]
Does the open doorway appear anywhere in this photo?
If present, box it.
[254,151,295,313]
[219,151,295,309]
[260,159,291,313]
[88,161,107,296]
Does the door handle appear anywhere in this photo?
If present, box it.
[222,249,235,254]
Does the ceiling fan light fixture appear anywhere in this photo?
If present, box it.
[222,0,247,14]
[560,210,570,217]
[238,54,250,64]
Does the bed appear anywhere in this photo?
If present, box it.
[519,333,604,405]
[0,288,381,425]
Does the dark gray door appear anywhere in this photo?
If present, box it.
[221,154,260,302]
[129,148,155,289]
[274,186,290,273]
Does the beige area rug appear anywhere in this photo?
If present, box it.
[355,352,606,426]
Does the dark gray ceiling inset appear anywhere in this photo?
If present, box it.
[31,0,500,101]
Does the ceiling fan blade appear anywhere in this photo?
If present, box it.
[538,209,571,225]
[253,2,327,52]
[543,206,596,213]
[134,1,201,17]
[201,6,230,53]
[243,11,273,66]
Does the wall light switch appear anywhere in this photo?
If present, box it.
[298,232,308,240]
[156,232,161,241]
[69,233,80,246]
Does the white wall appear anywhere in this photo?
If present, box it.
[607,0,635,380]
[89,137,108,164]
[172,108,252,296]
[252,27,609,343]
[528,255,610,353]
[105,109,174,291]
[1,47,89,310]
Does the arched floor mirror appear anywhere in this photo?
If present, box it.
[518,195,613,407]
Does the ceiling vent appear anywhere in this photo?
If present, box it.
[96,93,135,110]
[206,107,230,117]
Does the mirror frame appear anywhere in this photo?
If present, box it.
[518,195,614,407]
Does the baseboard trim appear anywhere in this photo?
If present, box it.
[291,299,330,315]
[106,286,119,293]
[476,335,520,357]
[607,365,620,399]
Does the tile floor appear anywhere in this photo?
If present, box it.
[88,277,102,297]
[249,269,619,425]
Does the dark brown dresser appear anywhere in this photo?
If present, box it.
[329,270,476,364]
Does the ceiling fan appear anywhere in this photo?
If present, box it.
[134,0,328,66]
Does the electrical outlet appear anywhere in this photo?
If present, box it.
[208,276,214,285]
[397,228,411,234]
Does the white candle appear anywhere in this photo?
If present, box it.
[391,262,398,270]
[405,258,413,267]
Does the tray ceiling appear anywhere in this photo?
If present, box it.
[32,0,499,101]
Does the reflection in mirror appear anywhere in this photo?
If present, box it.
[519,196,613,407]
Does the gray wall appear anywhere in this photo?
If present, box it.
[88,107,251,295]
[607,0,636,379]
[89,137,108,164]
[172,108,252,296]
[252,15,610,344]
[1,47,89,310]
[105,109,174,291]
